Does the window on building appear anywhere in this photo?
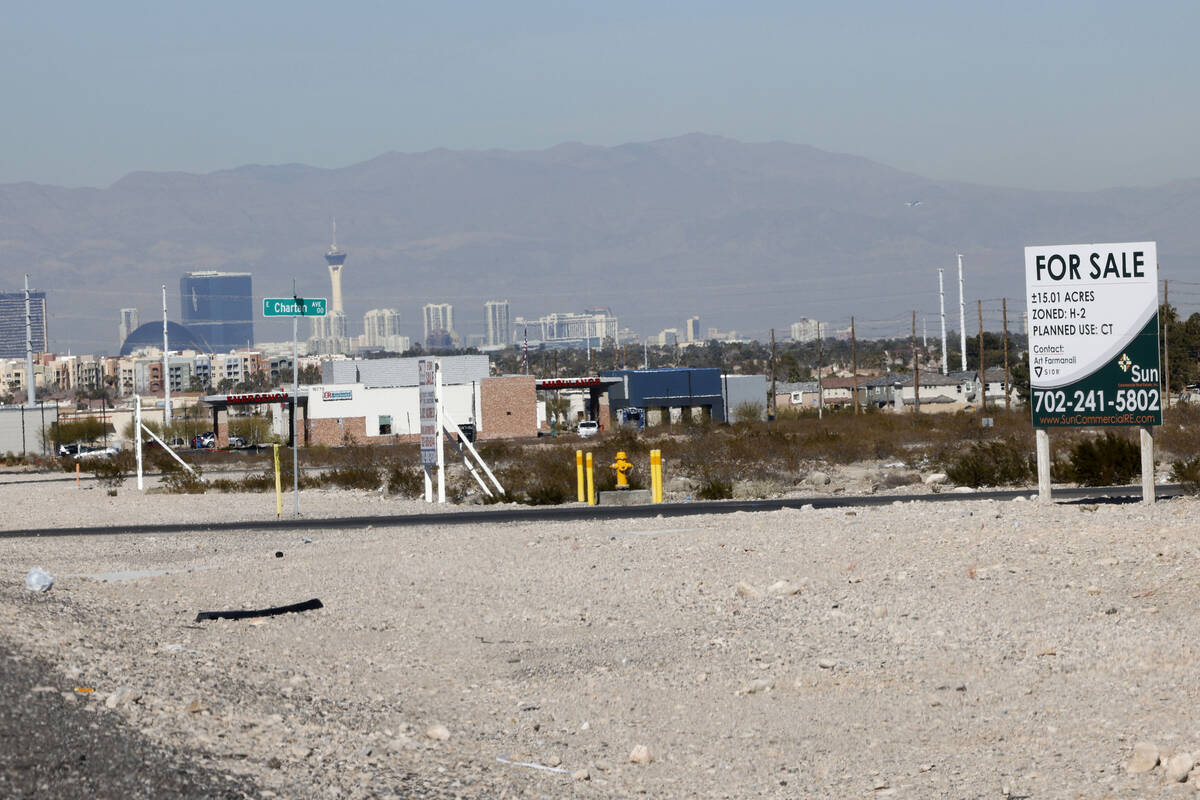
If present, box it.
[379,415,392,435]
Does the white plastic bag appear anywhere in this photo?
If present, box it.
[24,566,54,592]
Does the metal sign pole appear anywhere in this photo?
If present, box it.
[436,361,445,503]
[292,311,300,517]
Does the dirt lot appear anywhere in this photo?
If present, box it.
[2,477,1199,799]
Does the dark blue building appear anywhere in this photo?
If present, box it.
[180,271,253,352]
[600,368,727,425]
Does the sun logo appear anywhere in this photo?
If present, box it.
[1118,354,1132,372]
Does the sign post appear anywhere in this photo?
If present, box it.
[419,358,445,502]
[1024,242,1160,502]
[263,294,327,515]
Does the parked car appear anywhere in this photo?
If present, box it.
[193,432,216,449]
[57,443,80,457]
[227,435,247,448]
[577,420,600,438]
[76,445,119,459]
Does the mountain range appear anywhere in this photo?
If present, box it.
[2,133,1197,353]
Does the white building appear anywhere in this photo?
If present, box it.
[484,300,510,347]
[363,308,408,351]
[515,310,619,345]
[684,316,701,342]
[118,308,139,345]
[790,318,822,343]
[423,303,455,344]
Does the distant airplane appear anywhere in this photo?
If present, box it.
[906,200,922,207]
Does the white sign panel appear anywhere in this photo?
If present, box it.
[1023,241,1160,427]
[419,359,438,465]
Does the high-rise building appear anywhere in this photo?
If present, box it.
[118,308,139,346]
[684,316,701,342]
[0,290,47,358]
[513,310,618,344]
[790,318,823,343]
[363,308,408,351]
[180,271,253,351]
[484,300,510,347]
[423,303,454,345]
[310,223,350,354]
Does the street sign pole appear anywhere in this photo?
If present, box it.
[293,311,299,516]
[263,293,326,517]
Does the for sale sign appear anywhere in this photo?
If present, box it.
[1024,242,1161,427]
[419,359,438,465]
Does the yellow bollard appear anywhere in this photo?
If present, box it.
[650,449,663,503]
[273,444,283,517]
[576,450,585,502]
[586,452,595,506]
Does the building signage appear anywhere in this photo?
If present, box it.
[226,392,290,405]
[419,359,438,466]
[1024,241,1161,427]
[263,297,328,317]
[322,389,352,401]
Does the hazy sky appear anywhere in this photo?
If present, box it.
[3,1,1199,191]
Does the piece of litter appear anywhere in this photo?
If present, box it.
[195,598,322,622]
[161,643,203,656]
[24,567,54,592]
[301,538,312,544]
[74,687,94,694]
[496,755,570,774]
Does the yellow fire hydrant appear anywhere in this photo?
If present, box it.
[611,451,633,489]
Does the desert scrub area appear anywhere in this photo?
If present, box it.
[60,404,1200,502]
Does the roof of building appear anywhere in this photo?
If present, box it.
[119,321,210,357]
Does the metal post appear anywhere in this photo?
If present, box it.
[576,450,585,502]
[586,452,595,506]
[851,317,858,414]
[292,313,299,516]
[24,274,35,407]
[135,394,144,491]
[978,299,986,409]
[938,269,948,375]
[162,285,171,426]
[816,323,823,419]
[958,254,967,373]
[1036,428,1050,501]
[1002,298,1011,411]
[436,361,445,503]
[1141,426,1155,504]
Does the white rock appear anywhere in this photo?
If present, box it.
[806,471,831,486]
[817,658,837,669]
[766,580,801,596]
[1165,751,1194,782]
[105,687,139,708]
[923,473,948,485]
[629,744,653,764]
[951,486,976,493]
[425,724,450,741]
[735,582,761,598]
[736,678,774,695]
[1126,741,1159,774]
[572,769,590,781]
[872,605,888,618]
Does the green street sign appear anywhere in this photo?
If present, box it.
[263,297,327,317]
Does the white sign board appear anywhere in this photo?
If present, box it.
[1023,241,1160,427]
[419,359,438,465]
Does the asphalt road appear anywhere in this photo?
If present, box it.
[0,484,1181,539]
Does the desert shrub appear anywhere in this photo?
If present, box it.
[89,451,134,490]
[1057,432,1140,487]
[1170,456,1200,495]
[732,402,765,424]
[525,481,571,505]
[318,464,383,491]
[386,462,426,498]
[161,463,206,494]
[944,439,1034,487]
[696,474,729,501]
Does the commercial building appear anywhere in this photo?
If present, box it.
[118,308,139,346]
[363,308,408,351]
[0,290,47,358]
[484,300,510,347]
[180,271,254,351]
[423,303,455,347]
[790,318,822,343]
[601,367,728,426]
[514,309,619,347]
[684,316,701,342]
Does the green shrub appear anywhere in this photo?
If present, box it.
[386,462,426,498]
[161,464,206,494]
[944,439,1034,487]
[318,464,383,491]
[695,471,734,500]
[1058,432,1140,487]
[1170,456,1200,495]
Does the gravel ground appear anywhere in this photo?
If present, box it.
[1,476,1198,798]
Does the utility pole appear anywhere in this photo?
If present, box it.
[978,299,985,410]
[1002,298,1011,411]
[1163,278,1171,409]
[851,316,859,414]
[911,311,920,415]
[958,254,967,372]
[162,284,171,426]
[939,268,948,375]
[769,328,777,420]
[816,323,823,419]
[23,274,35,407]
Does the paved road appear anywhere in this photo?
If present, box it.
[0,634,259,800]
[0,483,1180,539]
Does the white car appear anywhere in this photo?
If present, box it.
[577,420,599,438]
